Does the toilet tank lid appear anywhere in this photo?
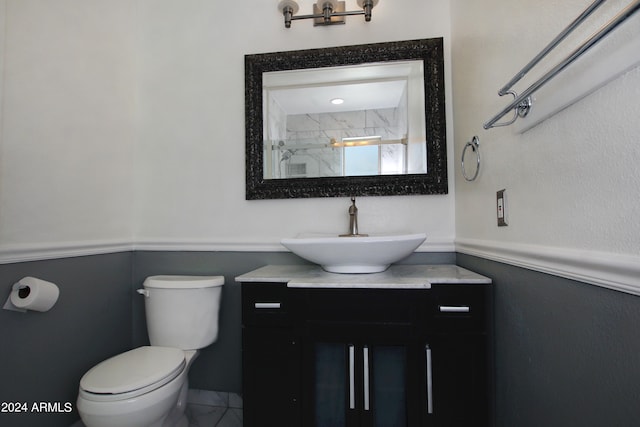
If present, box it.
[143,275,224,289]
[80,346,185,394]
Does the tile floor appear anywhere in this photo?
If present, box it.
[186,390,243,427]
[71,389,243,427]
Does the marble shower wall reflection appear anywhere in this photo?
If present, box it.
[265,100,410,179]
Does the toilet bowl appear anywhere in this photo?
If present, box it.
[77,276,224,427]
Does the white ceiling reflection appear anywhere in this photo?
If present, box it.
[269,80,406,114]
[263,60,422,115]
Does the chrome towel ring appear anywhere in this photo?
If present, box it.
[461,136,481,182]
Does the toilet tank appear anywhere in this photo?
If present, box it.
[141,275,224,350]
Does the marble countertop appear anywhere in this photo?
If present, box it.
[235,264,491,289]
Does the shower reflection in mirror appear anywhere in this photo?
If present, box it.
[262,60,427,180]
[268,124,410,179]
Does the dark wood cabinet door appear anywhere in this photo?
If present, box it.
[301,323,420,427]
[242,281,492,427]
[242,327,302,427]
[422,334,489,427]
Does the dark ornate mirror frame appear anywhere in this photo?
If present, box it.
[245,38,447,200]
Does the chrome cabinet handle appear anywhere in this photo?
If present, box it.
[426,344,433,414]
[253,302,281,309]
[363,346,370,411]
[349,345,356,410]
[439,305,470,313]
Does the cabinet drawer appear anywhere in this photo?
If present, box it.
[426,285,489,333]
[295,289,421,325]
[242,283,290,326]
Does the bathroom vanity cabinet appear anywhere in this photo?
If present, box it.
[237,265,492,427]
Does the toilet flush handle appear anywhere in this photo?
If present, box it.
[136,288,149,297]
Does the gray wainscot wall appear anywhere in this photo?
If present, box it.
[2,250,640,427]
[0,253,133,427]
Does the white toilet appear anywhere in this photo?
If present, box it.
[77,275,224,427]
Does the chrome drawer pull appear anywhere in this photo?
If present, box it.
[439,305,470,313]
[254,302,281,309]
[363,346,370,411]
[426,344,433,414]
[349,345,356,410]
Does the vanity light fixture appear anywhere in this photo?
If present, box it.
[278,0,379,28]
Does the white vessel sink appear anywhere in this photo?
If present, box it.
[281,233,427,274]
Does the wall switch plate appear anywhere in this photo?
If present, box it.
[497,189,508,227]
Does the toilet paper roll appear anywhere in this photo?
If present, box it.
[9,277,59,312]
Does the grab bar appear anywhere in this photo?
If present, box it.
[484,0,640,130]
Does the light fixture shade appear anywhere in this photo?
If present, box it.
[278,0,299,14]
[320,0,339,10]
[357,0,379,7]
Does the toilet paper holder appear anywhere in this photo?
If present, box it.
[3,277,60,313]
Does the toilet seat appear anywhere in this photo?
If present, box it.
[79,346,185,402]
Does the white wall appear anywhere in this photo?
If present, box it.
[1,0,637,292]
[0,1,4,195]
[451,0,640,292]
[0,0,137,258]
[0,0,455,259]
[132,0,455,251]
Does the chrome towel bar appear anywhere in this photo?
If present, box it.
[498,0,607,97]
[484,0,640,130]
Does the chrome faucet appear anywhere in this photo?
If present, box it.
[340,196,368,237]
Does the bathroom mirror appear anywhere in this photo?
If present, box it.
[245,38,447,199]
